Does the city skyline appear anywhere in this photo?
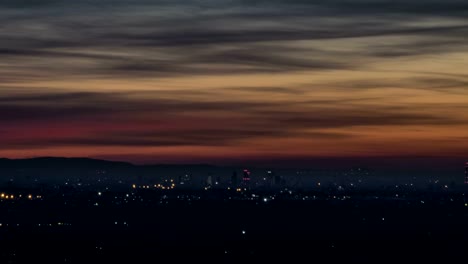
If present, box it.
[1,2,468,263]
[1,0,468,165]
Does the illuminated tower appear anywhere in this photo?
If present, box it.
[242,169,251,190]
[243,169,251,182]
[267,170,274,187]
[465,162,468,184]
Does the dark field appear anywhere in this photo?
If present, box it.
[0,190,467,263]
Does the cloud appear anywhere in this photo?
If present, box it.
[0,0,467,80]
[223,87,307,95]
[0,89,461,150]
[319,75,468,93]
[1,1,468,160]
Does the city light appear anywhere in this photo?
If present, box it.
[0,159,464,259]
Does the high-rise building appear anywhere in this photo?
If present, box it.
[206,175,213,187]
[240,169,251,191]
[231,171,238,186]
[274,174,282,186]
[465,162,468,184]
[267,170,274,186]
[243,169,251,182]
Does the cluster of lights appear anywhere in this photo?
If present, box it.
[0,193,13,199]
[156,179,176,190]
[0,222,71,228]
[132,179,176,190]
[37,223,71,227]
[0,193,39,200]
[156,183,176,190]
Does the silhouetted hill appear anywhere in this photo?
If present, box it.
[0,157,135,169]
[0,157,224,170]
[141,163,221,169]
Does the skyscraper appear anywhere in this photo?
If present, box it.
[465,162,468,184]
[243,169,251,182]
[231,171,238,186]
[206,175,213,187]
[274,174,282,186]
[267,170,274,186]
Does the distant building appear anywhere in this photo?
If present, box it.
[206,175,213,187]
[231,171,238,186]
[243,169,251,182]
[242,169,251,189]
[267,170,274,186]
[274,174,282,186]
[465,162,468,184]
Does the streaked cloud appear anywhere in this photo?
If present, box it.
[0,0,467,162]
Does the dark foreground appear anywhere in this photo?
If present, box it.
[0,190,467,263]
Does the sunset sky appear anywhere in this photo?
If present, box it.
[1,0,468,165]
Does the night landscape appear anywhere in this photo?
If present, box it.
[1,0,468,263]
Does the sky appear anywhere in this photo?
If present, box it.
[1,0,468,166]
